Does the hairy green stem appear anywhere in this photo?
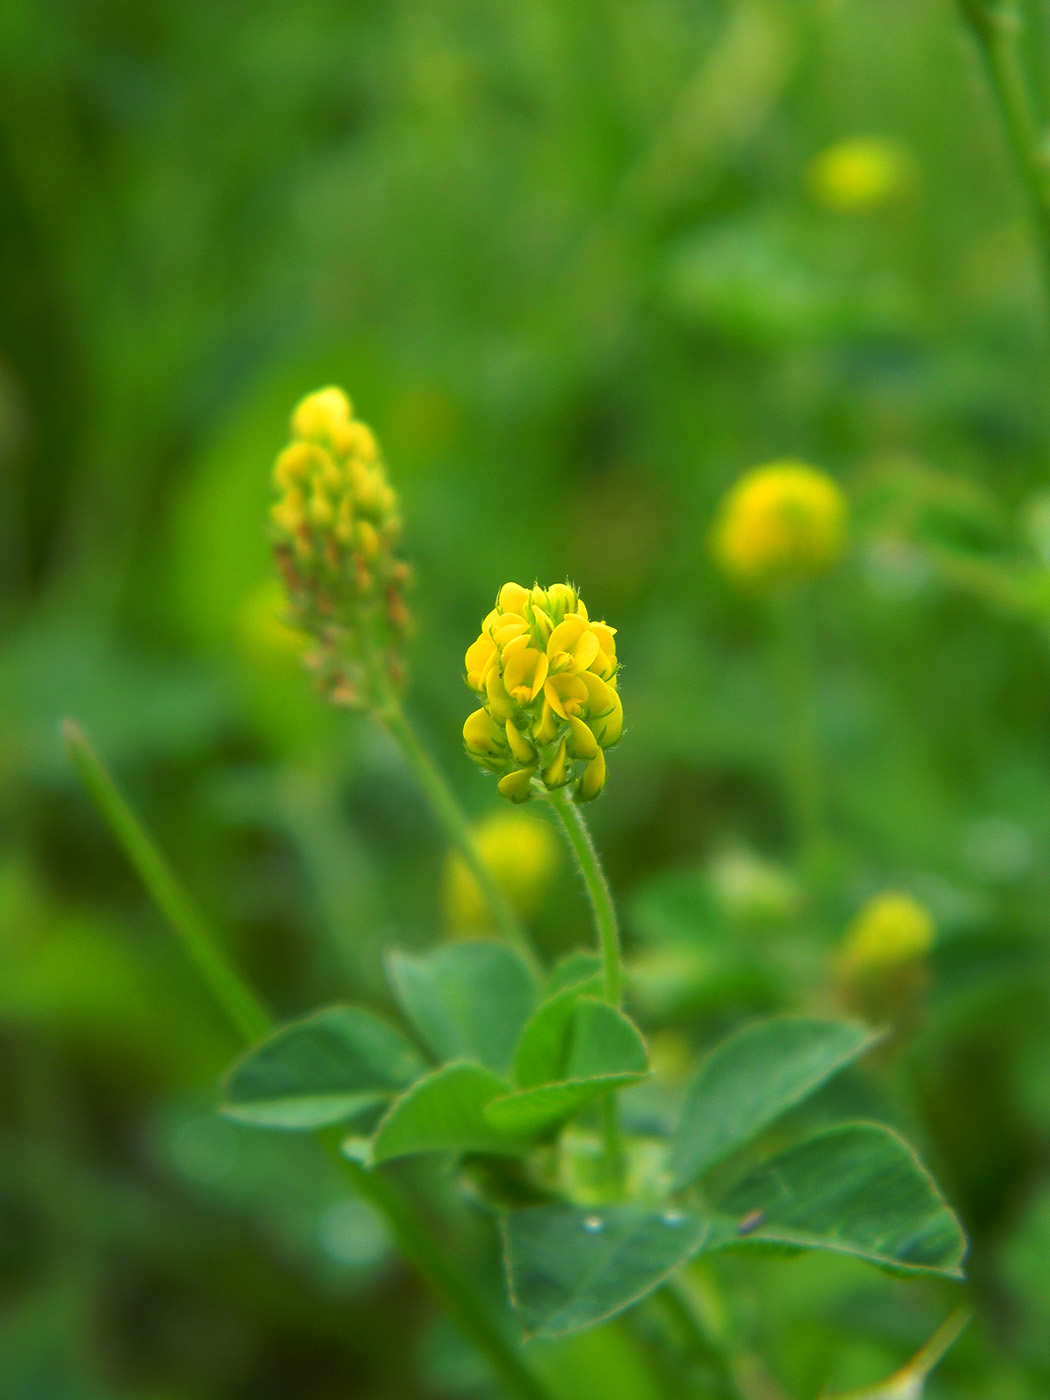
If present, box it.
[544,787,622,1005]
[958,0,1050,314]
[544,786,625,1191]
[63,718,555,1400]
[378,705,540,975]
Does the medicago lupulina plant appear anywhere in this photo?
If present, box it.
[66,389,968,1400]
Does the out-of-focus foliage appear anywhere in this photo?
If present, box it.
[4,0,1050,1395]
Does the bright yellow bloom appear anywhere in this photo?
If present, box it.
[837,892,935,979]
[807,137,911,212]
[713,461,847,585]
[442,810,559,930]
[462,582,621,803]
[271,387,410,708]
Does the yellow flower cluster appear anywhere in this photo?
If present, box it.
[463,583,622,803]
[270,387,410,707]
[837,892,935,978]
[713,461,847,585]
[807,137,911,213]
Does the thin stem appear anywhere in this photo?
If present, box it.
[958,0,1050,314]
[378,704,540,975]
[544,787,622,1005]
[769,588,824,870]
[63,719,555,1400]
[62,720,270,1046]
[544,786,626,1192]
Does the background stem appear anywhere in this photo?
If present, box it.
[378,704,540,974]
[958,0,1050,313]
[63,718,555,1400]
[770,588,824,870]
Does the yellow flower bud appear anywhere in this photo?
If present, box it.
[271,386,411,708]
[807,137,911,213]
[713,461,847,585]
[462,582,621,802]
[442,810,559,930]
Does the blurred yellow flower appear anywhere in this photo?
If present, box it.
[807,137,911,212]
[713,460,847,585]
[837,891,935,979]
[443,810,559,930]
[270,386,410,708]
[463,582,621,802]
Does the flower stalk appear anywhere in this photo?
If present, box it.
[63,719,555,1400]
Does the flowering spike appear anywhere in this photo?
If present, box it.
[462,582,621,803]
[271,387,411,709]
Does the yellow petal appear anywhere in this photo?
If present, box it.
[577,747,606,802]
[503,646,549,705]
[498,582,531,614]
[534,700,559,746]
[567,716,598,760]
[542,739,570,789]
[498,767,536,803]
[486,666,516,721]
[506,719,536,764]
[465,635,497,691]
[544,673,589,720]
[463,708,502,758]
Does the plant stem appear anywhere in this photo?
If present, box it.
[63,718,555,1400]
[544,787,622,1005]
[378,704,540,975]
[770,588,824,870]
[543,786,626,1192]
[958,0,1050,314]
[62,720,270,1046]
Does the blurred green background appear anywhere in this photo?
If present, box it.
[4,0,1050,1395]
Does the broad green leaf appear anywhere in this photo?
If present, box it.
[387,940,536,1074]
[713,1122,967,1278]
[821,1307,970,1398]
[486,997,649,1136]
[369,1062,527,1162]
[545,951,603,998]
[670,1016,881,1187]
[222,1006,426,1129]
[502,1203,709,1338]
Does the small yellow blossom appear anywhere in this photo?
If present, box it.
[463,582,622,803]
[271,387,410,708]
[713,461,847,585]
[807,137,911,212]
[837,892,935,979]
[443,810,559,930]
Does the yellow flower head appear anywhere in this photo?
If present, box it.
[443,810,560,930]
[713,460,847,585]
[807,137,911,213]
[463,582,621,803]
[837,892,935,981]
[271,387,410,707]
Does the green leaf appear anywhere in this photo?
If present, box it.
[545,950,603,998]
[369,1061,527,1162]
[670,1016,881,1188]
[485,995,649,1136]
[387,940,536,1074]
[221,1006,426,1129]
[712,1122,967,1278]
[502,1204,709,1338]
